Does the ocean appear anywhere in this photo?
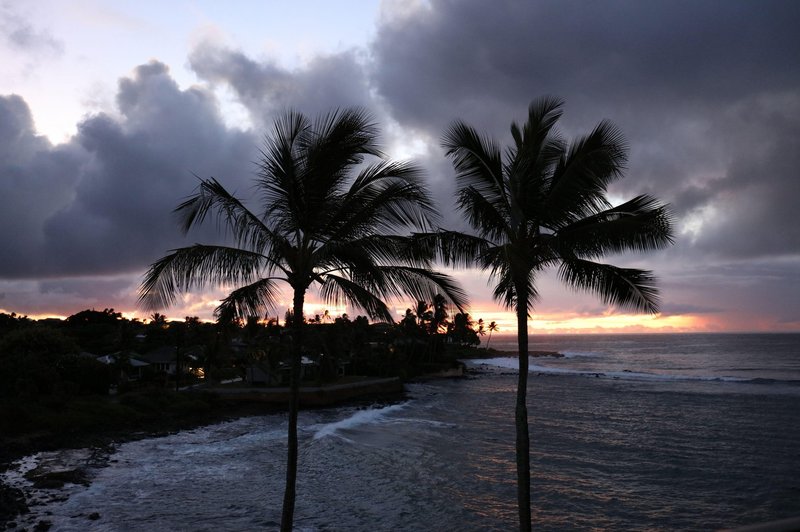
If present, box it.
[4,333,800,531]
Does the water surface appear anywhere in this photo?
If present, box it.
[6,334,800,531]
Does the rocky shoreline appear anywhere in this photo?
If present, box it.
[0,401,271,530]
[0,446,112,530]
[0,380,408,529]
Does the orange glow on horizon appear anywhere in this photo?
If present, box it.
[3,300,792,334]
[453,308,707,335]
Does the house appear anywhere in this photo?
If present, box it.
[139,345,202,375]
[96,352,150,380]
[244,355,320,385]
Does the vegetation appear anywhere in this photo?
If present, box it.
[432,96,674,530]
[138,109,467,531]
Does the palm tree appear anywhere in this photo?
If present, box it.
[434,96,673,530]
[148,312,167,327]
[139,108,467,531]
[485,320,499,350]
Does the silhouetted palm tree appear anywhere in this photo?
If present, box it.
[148,312,167,327]
[434,97,673,530]
[139,108,467,531]
[485,320,498,350]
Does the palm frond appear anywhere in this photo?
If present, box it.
[138,245,265,310]
[175,177,277,253]
[256,110,310,233]
[318,274,394,322]
[324,160,436,239]
[315,235,428,276]
[508,96,565,208]
[409,231,493,269]
[545,120,627,226]
[457,186,511,240]
[345,266,468,313]
[484,251,539,311]
[514,96,565,153]
[554,195,675,258]
[442,121,509,216]
[308,107,382,163]
[558,259,660,313]
[214,277,282,320]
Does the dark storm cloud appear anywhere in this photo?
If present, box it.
[0,62,257,279]
[687,95,800,259]
[38,277,140,310]
[46,61,259,276]
[189,43,374,128]
[0,95,84,275]
[371,0,800,261]
[374,0,799,130]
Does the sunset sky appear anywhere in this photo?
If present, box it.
[1,0,799,333]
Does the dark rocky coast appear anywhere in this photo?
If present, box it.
[0,377,408,529]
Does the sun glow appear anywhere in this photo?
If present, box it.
[462,308,705,335]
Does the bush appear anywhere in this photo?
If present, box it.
[57,356,112,395]
[0,328,110,399]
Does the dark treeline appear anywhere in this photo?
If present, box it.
[0,301,490,421]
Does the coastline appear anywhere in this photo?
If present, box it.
[1,395,284,529]
[0,378,406,528]
[1,377,405,467]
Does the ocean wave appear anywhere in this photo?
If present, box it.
[463,357,800,386]
[560,350,604,358]
[313,402,409,440]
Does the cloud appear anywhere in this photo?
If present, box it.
[371,0,800,258]
[0,61,258,280]
[684,93,800,259]
[189,42,374,130]
[0,2,62,55]
[0,95,84,276]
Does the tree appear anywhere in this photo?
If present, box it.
[434,97,673,530]
[138,108,466,531]
[149,312,168,327]
[448,312,480,346]
[485,321,499,350]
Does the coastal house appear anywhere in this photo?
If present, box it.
[96,352,150,381]
[244,355,321,385]
[139,345,203,376]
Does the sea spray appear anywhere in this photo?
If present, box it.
[313,402,409,440]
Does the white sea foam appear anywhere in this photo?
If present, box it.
[465,357,752,383]
[561,350,603,358]
[313,402,409,440]
[465,357,521,370]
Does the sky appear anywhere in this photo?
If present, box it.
[1,0,799,333]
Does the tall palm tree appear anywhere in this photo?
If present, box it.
[139,108,467,531]
[433,96,673,530]
[485,320,499,350]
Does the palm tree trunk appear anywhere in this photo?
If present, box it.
[281,288,305,532]
[515,295,532,531]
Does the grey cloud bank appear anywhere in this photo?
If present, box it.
[0,0,798,329]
